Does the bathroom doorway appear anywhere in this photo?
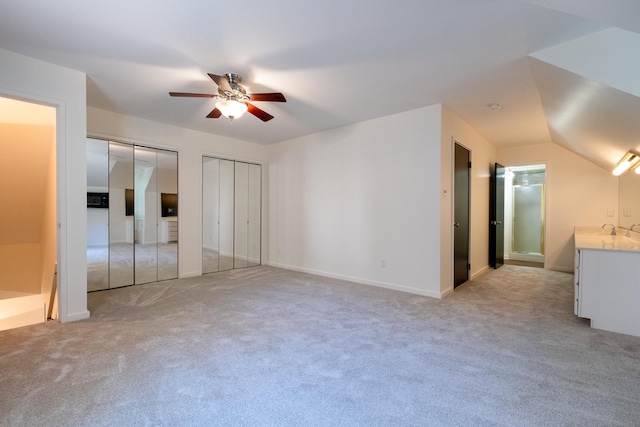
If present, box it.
[0,96,58,330]
[504,164,546,267]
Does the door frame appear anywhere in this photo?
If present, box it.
[0,92,62,320]
[503,163,548,266]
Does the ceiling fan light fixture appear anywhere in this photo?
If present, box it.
[216,99,248,120]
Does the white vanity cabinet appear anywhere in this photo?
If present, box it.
[160,218,178,243]
[574,229,640,337]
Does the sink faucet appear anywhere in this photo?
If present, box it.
[602,223,616,236]
[630,224,640,232]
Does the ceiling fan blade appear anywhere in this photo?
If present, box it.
[208,73,233,93]
[246,103,274,122]
[169,92,215,98]
[249,92,287,102]
[206,108,222,119]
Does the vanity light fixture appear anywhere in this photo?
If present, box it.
[612,150,640,176]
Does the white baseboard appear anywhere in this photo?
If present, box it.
[180,270,201,279]
[471,265,491,280]
[63,310,90,323]
[546,265,574,274]
[266,261,444,299]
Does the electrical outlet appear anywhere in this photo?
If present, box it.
[381,259,387,268]
[607,208,614,217]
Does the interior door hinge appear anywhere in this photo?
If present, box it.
[468,263,471,270]
[468,161,472,169]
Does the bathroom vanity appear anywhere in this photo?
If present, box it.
[574,226,640,337]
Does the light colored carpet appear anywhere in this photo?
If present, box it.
[1,265,639,426]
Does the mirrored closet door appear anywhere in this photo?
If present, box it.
[202,157,261,274]
[86,138,111,291]
[86,138,178,291]
[108,141,135,289]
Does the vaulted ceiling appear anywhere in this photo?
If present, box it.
[1,0,639,172]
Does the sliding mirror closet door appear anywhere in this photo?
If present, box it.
[202,157,220,274]
[247,163,262,267]
[134,146,159,285]
[234,162,249,268]
[219,159,235,271]
[234,162,262,268]
[87,140,178,291]
[108,141,135,289]
[202,157,234,273]
[86,138,109,291]
[202,158,261,274]
[157,150,178,281]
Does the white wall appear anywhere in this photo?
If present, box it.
[87,107,267,278]
[0,49,88,323]
[498,142,619,272]
[440,106,498,294]
[267,105,443,297]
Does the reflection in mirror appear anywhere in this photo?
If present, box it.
[134,146,159,285]
[157,150,178,281]
[87,140,178,291]
[108,141,135,288]
[86,138,109,291]
[619,171,640,230]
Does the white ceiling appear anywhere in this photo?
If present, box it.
[1,0,639,171]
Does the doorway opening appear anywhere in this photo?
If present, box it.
[504,164,546,267]
[0,96,58,330]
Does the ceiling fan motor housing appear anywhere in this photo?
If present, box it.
[219,73,249,102]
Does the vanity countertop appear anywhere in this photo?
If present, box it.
[575,226,640,252]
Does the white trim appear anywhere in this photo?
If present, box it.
[504,163,548,266]
[471,265,490,280]
[0,90,83,323]
[266,262,445,299]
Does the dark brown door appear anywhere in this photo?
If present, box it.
[454,143,470,288]
[489,163,505,268]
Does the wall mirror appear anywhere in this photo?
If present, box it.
[202,157,261,274]
[86,138,178,291]
[618,171,640,230]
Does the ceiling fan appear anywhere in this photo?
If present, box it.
[169,73,286,122]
